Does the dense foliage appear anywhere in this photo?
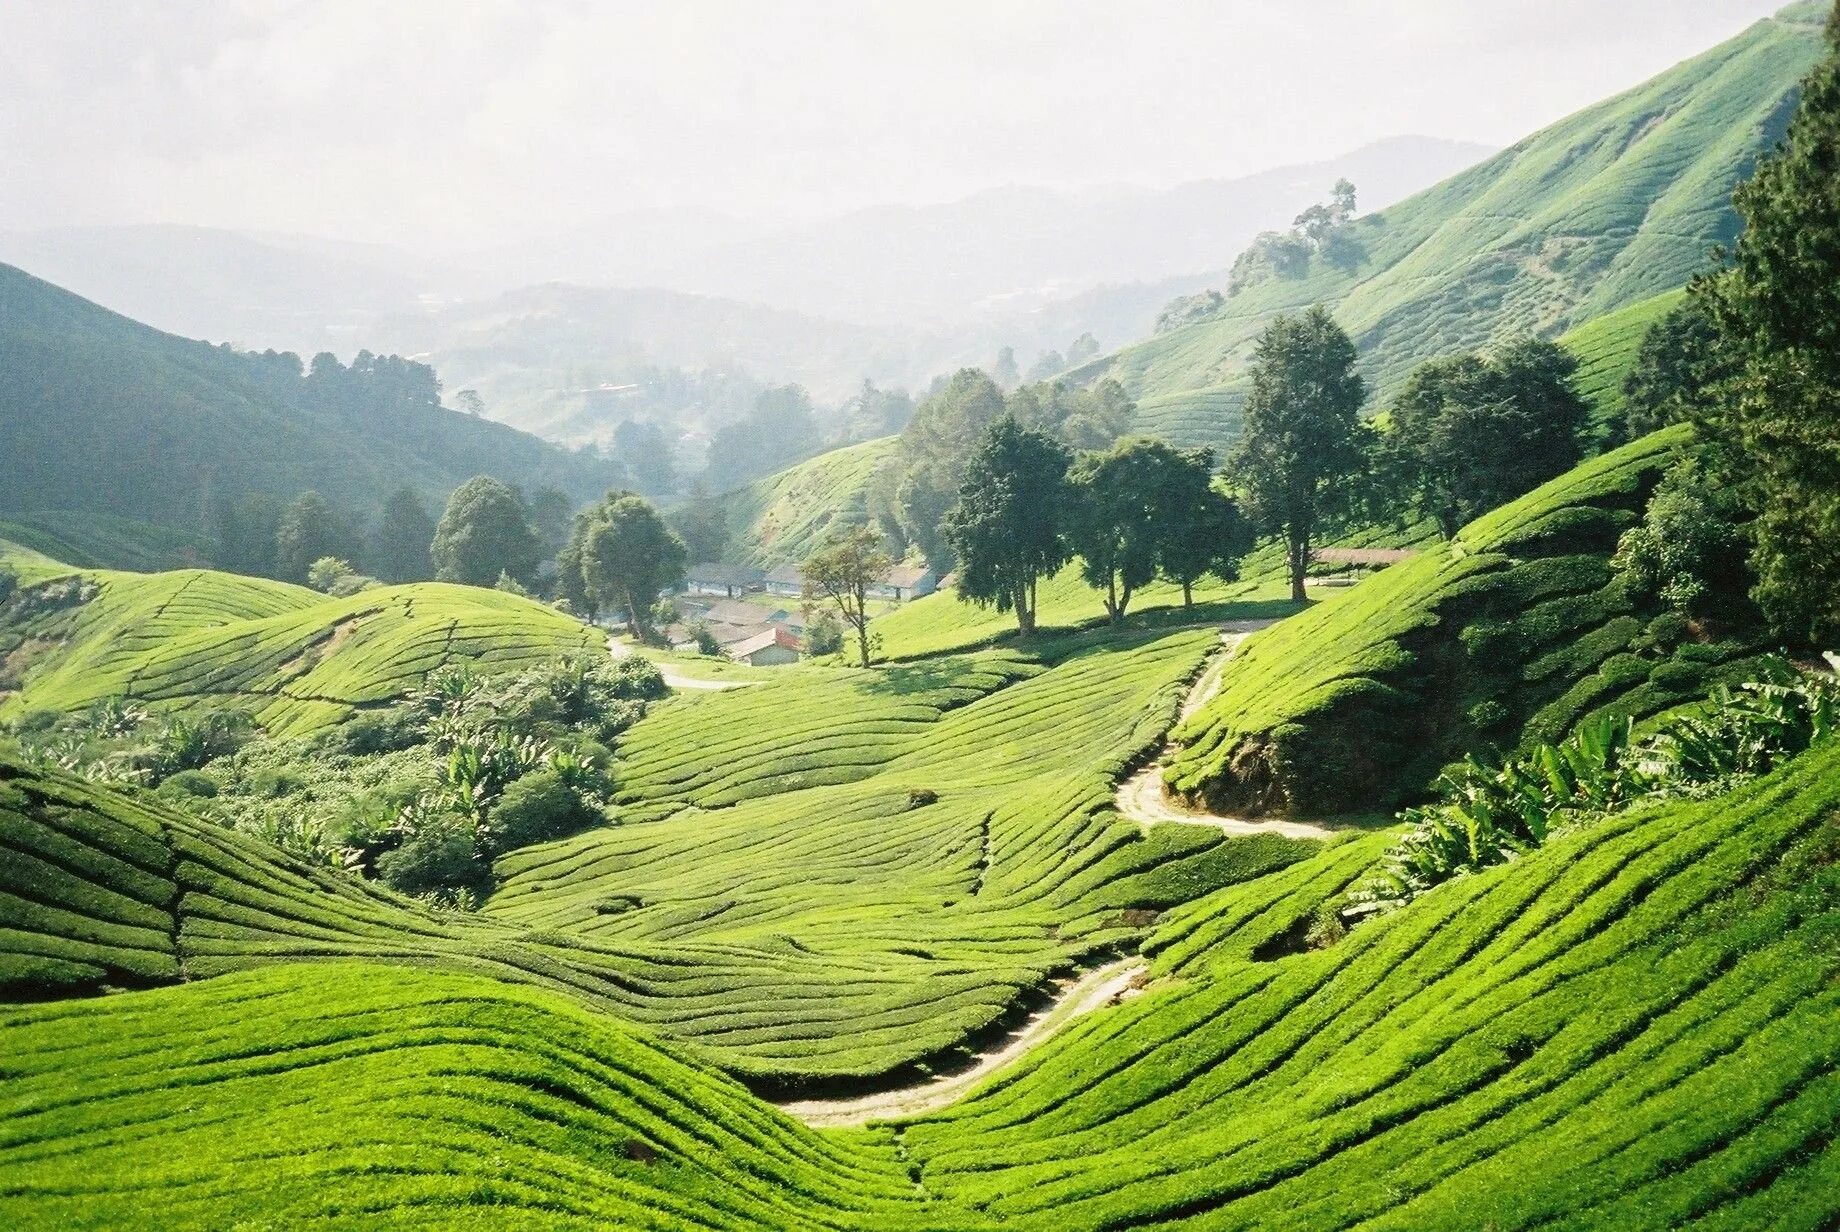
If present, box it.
[943,418,1073,637]
[431,475,541,587]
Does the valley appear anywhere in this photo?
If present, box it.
[3,3,1839,1228]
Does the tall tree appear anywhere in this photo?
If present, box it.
[666,483,731,563]
[1066,439,1175,625]
[1159,447,1253,608]
[893,368,1009,572]
[576,492,688,639]
[1387,337,1588,539]
[613,419,677,496]
[368,486,436,583]
[274,491,359,585]
[1616,295,1730,443]
[942,417,1072,638]
[1228,306,1368,603]
[431,476,539,587]
[525,485,575,559]
[1696,6,1840,641]
[802,526,894,668]
[705,385,822,491]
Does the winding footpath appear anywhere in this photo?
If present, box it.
[607,633,753,691]
[1114,622,1347,841]
[775,957,1147,1128]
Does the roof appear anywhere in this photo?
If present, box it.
[1312,548,1419,566]
[884,564,935,588]
[764,564,804,585]
[700,598,778,627]
[727,626,802,658]
[685,562,764,584]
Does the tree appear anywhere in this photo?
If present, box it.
[526,486,575,559]
[802,526,893,667]
[454,389,487,418]
[1692,6,1840,641]
[992,346,1021,390]
[1228,307,1367,603]
[369,486,436,582]
[613,420,677,496]
[893,368,1009,572]
[306,556,357,593]
[1160,447,1253,608]
[274,491,360,584]
[1616,295,1729,443]
[942,417,1072,637]
[666,483,730,563]
[1386,337,1588,539]
[1066,439,1175,624]
[432,477,539,587]
[705,385,822,491]
[845,380,915,441]
[575,492,688,639]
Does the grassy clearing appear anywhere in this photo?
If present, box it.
[1165,427,1774,815]
[0,564,600,735]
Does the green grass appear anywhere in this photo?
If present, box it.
[4,720,1836,1227]
[716,436,899,567]
[1559,287,1686,432]
[1164,427,1774,815]
[1103,6,1823,451]
[900,736,1840,1230]
[0,563,601,735]
[0,511,214,574]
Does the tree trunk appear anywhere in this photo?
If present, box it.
[1289,534,1309,604]
[1107,573,1121,625]
[625,588,643,640]
[1182,579,1193,609]
[855,621,871,669]
[1015,582,1035,638]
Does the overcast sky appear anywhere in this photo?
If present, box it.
[0,0,1790,249]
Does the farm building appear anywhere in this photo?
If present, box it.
[726,626,802,666]
[764,565,804,597]
[684,563,765,597]
[869,564,937,602]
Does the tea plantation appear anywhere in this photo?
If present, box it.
[0,559,601,735]
[1165,427,1775,816]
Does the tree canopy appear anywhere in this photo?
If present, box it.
[568,492,687,639]
[431,477,539,588]
[802,526,894,667]
[1384,336,1589,539]
[942,416,1072,637]
[368,486,436,583]
[1228,306,1368,603]
[274,491,360,585]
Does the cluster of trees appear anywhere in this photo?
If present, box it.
[556,492,689,637]
[212,476,576,591]
[942,422,1248,637]
[879,369,1138,574]
[1603,6,1840,644]
[703,384,825,492]
[1228,179,1365,293]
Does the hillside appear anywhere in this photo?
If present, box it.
[0,262,621,543]
[4,713,1836,1226]
[1164,428,1773,817]
[715,436,900,568]
[1559,287,1687,430]
[0,555,599,736]
[1102,3,1827,450]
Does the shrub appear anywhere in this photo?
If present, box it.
[334,707,425,756]
[807,611,845,656]
[306,557,357,593]
[13,708,59,735]
[157,769,219,799]
[487,769,602,852]
[375,812,481,899]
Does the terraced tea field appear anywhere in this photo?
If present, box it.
[4,718,1836,1227]
[1166,427,1774,815]
[0,563,600,734]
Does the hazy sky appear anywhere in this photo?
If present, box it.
[0,0,1790,248]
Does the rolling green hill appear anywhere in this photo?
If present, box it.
[0,557,600,735]
[1164,427,1774,816]
[4,717,1836,1227]
[716,436,899,567]
[0,262,621,553]
[1105,2,1826,450]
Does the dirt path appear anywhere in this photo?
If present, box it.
[776,957,1147,1128]
[1114,622,1346,842]
[607,634,752,691]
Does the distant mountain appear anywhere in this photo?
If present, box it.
[1098,1,1828,451]
[0,262,621,540]
[504,136,1497,327]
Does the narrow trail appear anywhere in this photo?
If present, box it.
[607,634,752,691]
[1114,621,1347,842]
[776,956,1146,1128]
